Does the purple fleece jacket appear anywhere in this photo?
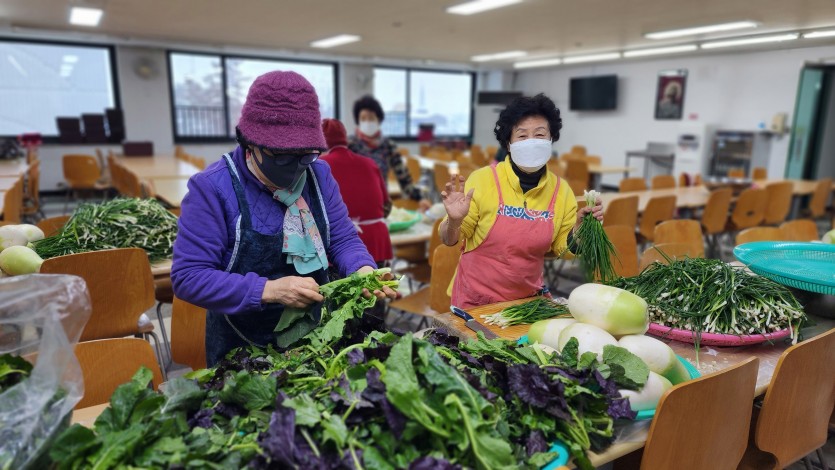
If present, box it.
[171,146,375,314]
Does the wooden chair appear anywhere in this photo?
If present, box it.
[175,145,186,159]
[389,243,461,329]
[738,329,835,470]
[458,161,479,180]
[700,188,733,257]
[570,145,587,156]
[419,144,432,156]
[603,195,639,229]
[75,338,164,409]
[392,198,421,211]
[62,154,108,210]
[619,177,647,192]
[604,225,639,278]
[637,195,677,243]
[21,160,44,220]
[640,243,701,270]
[763,181,794,225]
[617,357,759,470]
[752,167,768,180]
[1,177,23,224]
[39,248,166,379]
[651,174,676,190]
[584,155,602,165]
[728,168,746,178]
[728,188,767,231]
[653,220,705,257]
[565,160,589,186]
[485,146,498,161]
[779,219,819,241]
[693,174,703,186]
[470,147,489,167]
[36,215,71,238]
[735,227,784,245]
[405,156,422,183]
[170,296,207,371]
[396,218,444,288]
[805,177,833,219]
[567,178,586,197]
[433,163,452,195]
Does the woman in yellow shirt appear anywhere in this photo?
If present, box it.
[440,93,603,309]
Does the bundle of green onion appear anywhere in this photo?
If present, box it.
[481,297,571,328]
[33,198,178,261]
[609,256,807,341]
[575,190,619,283]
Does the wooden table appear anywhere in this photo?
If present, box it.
[149,177,190,207]
[116,156,201,180]
[432,297,835,468]
[390,219,433,246]
[0,176,22,192]
[588,164,636,190]
[0,159,28,176]
[71,403,109,427]
[583,186,711,213]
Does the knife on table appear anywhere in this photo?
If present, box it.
[450,305,498,340]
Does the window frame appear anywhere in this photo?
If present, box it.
[373,65,475,141]
[167,49,340,144]
[0,37,121,143]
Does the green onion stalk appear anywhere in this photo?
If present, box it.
[575,190,619,283]
[481,297,571,328]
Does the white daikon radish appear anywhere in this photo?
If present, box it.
[0,226,28,252]
[619,371,673,411]
[823,229,835,244]
[527,318,577,350]
[0,245,43,275]
[557,322,618,360]
[16,224,45,243]
[618,335,691,385]
[567,283,649,336]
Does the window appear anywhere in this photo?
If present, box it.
[0,40,117,137]
[169,51,337,142]
[373,67,473,139]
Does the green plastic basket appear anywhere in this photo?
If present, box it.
[386,210,422,233]
[733,242,835,295]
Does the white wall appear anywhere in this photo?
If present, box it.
[513,44,835,186]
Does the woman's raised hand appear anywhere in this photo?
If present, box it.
[441,174,474,223]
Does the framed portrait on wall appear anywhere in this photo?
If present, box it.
[655,69,687,120]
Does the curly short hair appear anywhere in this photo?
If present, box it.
[352,95,385,124]
[494,93,562,151]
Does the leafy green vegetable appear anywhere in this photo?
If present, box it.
[600,345,649,390]
[0,353,33,393]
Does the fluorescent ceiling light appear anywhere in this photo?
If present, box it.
[623,44,698,58]
[701,33,799,49]
[645,21,757,39]
[310,34,360,48]
[562,52,621,64]
[447,0,522,15]
[69,7,103,27]
[513,57,562,69]
[804,30,835,39]
[63,55,79,63]
[471,50,527,62]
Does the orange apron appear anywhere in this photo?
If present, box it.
[451,163,561,309]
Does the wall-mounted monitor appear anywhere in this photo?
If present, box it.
[569,75,618,111]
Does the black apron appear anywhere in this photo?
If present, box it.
[205,154,330,367]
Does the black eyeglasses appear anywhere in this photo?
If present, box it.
[254,147,320,165]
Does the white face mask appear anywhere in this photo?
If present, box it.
[509,138,552,172]
[359,121,380,137]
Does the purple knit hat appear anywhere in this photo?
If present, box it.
[236,71,327,152]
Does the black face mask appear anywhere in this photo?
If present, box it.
[250,147,318,189]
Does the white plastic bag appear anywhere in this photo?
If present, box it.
[0,274,91,469]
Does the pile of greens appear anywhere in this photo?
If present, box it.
[49,328,645,469]
[609,256,807,340]
[481,298,571,328]
[33,198,178,261]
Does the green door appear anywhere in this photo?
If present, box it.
[785,68,824,178]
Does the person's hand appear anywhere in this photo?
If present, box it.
[575,197,604,230]
[357,266,399,300]
[262,276,323,308]
[441,174,474,223]
[418,198,433,212]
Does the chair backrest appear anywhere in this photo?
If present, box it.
[570,145,587,156]
[603,195,639,229]
[484,146,498,160]
[470,148,489,167]
[640,357,759,470]
[175,145,186,159]
[638,195,677,241]
[808,178,833,218]
[754,329,835,468]
[730,188,767,229]
[752,167,768,180]
[700,188,733,235]
[171,296,207,372]
[36,215,71,238]
[640,243,701,270]
[419,144,431,156]
[392,198,420,211]
[429,243,462,313]
[62,154,101,188]
[24,160,41,210]
[434,163,452,195]
[123,171,142,198]
[763,181,794,225]
[728,167,745,178]
[693,174,703,186]
[75,338,163,409]
[651,174,676,190]
[2,177,22,223]
[619,177,647,192]
[584,155,602,165]
[654,219,705,257]
[405,156,422,182]
[192,157,207,171]
[427,217,444,267]
[458,161,479,179]
[567,178,586,197]
[779,219,819,241]
[564,159,589,182]
[603,225,639,278]
[735,226,785,245]
[40,248,155,342]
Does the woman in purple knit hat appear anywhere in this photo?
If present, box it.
[171,71,397,366]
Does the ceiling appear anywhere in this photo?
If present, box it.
[2,0,835,65]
